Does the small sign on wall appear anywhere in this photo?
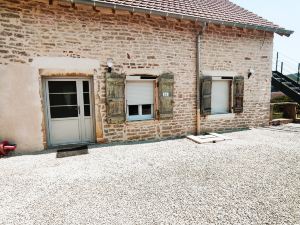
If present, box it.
[163,92,169,97]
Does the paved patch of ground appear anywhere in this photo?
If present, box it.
[1,124,300,225]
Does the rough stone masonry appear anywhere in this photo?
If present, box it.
[0,0,273,151]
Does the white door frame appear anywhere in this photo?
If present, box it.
[43,77,96,147]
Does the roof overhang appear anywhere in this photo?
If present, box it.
[63,0,294,37]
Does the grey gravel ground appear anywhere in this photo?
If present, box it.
[1,124,300,225]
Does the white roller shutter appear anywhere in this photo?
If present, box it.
[211,80,230,114]
[126,81,154,105]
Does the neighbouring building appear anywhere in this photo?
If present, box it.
[0,0,293,152]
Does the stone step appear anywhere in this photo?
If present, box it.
[291,87,300,91]
[282,81,293,86]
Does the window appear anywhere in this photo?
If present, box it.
[201,75,244,116]
[105,72,174,123]
[211,80,231,115]
[126,80,154,121]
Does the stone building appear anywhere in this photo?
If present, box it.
[0,0,293,152]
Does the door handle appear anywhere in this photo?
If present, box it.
[77,106,80,115]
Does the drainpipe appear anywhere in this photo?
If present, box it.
[196,22,206,135]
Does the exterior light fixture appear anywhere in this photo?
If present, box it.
[248,68,255,79]
[107,58,113,73]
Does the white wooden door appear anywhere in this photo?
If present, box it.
[45,79,94,146]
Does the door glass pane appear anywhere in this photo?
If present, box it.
[49,94,77,106]
[83,81,89,92]
[142,104,152,115]
[83,93,90,104]
[48,81,77,93]
[128,105,139,116]
[83,81,91,117]
[84,105,90,116]
[48,81,78,118]
[50,106,78,118]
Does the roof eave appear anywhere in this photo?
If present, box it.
[70,0,294,37]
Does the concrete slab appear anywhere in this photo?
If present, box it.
[187,133,231,144]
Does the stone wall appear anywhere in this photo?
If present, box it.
[200,25,273,132]
[0,0,273,150]
[0,0,198,148]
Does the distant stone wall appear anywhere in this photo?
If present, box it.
[0,0,273,150]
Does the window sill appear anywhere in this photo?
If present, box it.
[125,118,157,124]
[127,118,154,122]
[127,114,154,121]
[205,113,235,120]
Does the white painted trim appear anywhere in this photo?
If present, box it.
[31,57,100,72]
[126,104,154,121]
[202,70,237,77]
[205,113,235,120]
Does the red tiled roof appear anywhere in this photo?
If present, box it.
[86,0,293,36]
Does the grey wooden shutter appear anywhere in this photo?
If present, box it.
[233,76,244,113]
[106,72,125,123]
[158,73,174,120]
[200,76,212,116]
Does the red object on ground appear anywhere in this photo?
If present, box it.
[0,141,16,156]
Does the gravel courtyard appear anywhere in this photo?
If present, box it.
[1,125,300,225]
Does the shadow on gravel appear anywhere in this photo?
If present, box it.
[88,136,186,150]
[2,144,88,159]
[1,137,187,159]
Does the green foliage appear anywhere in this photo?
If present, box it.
[271,95,294,103]
[273,112,284,119]
[271,95,299,119]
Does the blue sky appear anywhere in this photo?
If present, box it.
[230,0,300,73]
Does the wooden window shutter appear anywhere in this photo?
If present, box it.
[233,76,244,113]
[106,72,125,124]
[157,73,174,120]
[200,76,212,116]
